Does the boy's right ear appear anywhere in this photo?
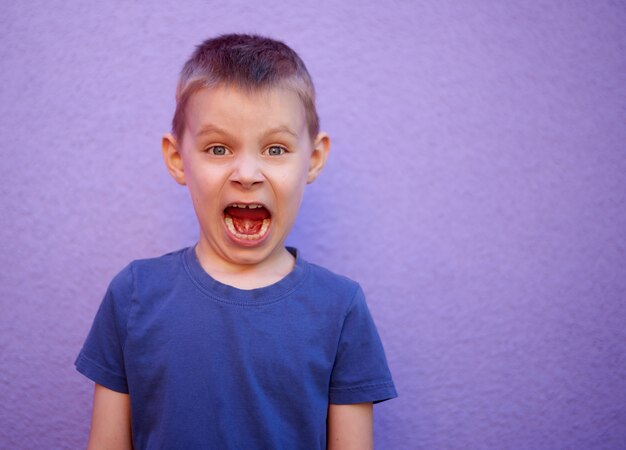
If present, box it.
[162,133,186,186]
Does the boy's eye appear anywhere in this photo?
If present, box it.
[265,145,286,156]
[208,145,229,156]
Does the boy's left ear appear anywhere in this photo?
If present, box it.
[307,132,330,184]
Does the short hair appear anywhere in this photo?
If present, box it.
[172,34,319,144]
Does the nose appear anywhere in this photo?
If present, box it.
[229,152,264,189]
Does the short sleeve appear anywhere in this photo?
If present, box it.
[74,265,133,394]
[329,286,397,404]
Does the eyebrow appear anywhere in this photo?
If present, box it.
[196,124,234,138]
[263,125,298,138]
[196,123,298,139]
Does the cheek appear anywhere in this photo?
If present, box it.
[188,165,224,192]
[186,176,220,213]
[284,159,310,183]
[283,176,308,209]
[278,171,306,194]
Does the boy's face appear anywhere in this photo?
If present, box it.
[162,84,328,272]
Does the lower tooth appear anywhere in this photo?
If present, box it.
[224,217,270,240]
[225,217,237,234]
[260,219,269,235]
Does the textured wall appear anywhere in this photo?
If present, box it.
[1,1,625,448]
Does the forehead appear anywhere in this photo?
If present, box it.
[184,84,308,139]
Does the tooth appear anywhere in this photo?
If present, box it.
[260,219,269,234]
[225,217,236,234]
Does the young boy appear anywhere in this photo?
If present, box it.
[76,34,396,449]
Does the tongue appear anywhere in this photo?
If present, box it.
[224,206,270,235]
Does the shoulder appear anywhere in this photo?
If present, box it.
[305,259,360,293]
[128,247,187,272]
[298,254,364,311]
[108,247,188,297]
[127,247,187,281]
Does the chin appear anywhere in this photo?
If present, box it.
[223,243,277,266]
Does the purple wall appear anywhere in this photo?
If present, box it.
[1,1,625,448]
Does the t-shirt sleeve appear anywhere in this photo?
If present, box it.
[329,286,397,404]
[74,265,133,394]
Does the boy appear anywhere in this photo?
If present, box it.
[76,34,396,449]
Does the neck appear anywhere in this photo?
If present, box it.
[194,244,295,290]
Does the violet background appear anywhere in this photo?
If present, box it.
[1,1,625,448]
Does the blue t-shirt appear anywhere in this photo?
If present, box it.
[76,246,397,449]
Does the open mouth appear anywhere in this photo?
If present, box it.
[223,203,271,242]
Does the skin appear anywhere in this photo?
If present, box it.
[87,84,373,448]
[163,84,330,289]
[87,384,132,450]
[327,403,374,449]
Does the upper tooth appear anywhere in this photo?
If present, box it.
[230,203,262,209]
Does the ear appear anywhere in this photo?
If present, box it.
[307,132,330,184]
[162,133,186,186]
